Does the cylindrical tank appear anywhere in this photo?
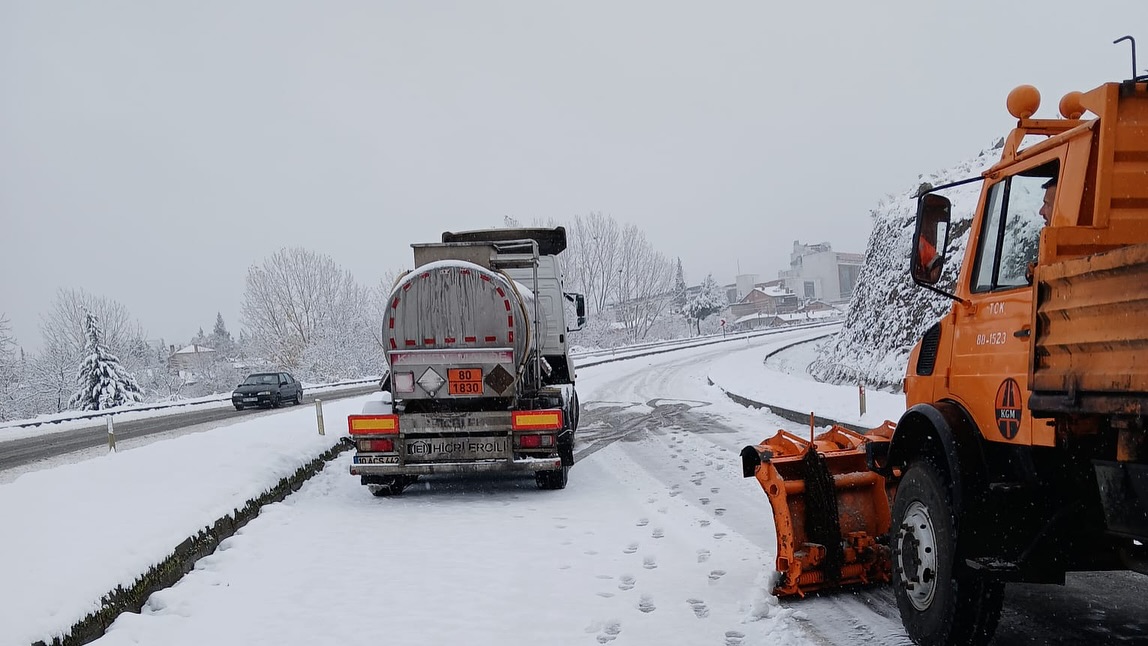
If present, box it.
[384,260,544,372]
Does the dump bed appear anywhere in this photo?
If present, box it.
[1030,241,1148,416]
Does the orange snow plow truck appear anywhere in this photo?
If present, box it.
[742,63,1148,644]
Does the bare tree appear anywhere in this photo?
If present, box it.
[613,224,676,341]
[39,289,147,373]
[241,247,363,371]
[0,314,22,421]
[565,212,624,314]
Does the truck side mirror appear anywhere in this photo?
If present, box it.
[911,193,952,286]
[564,292,587,331]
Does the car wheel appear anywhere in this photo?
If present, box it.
[271,394,281,409]
[892,459,1003,646]
[295,391,302,405]
[234,404,243,411]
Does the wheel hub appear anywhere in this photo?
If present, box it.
[896,500,939,611]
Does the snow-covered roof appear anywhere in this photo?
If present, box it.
[751,286,794,298]
[173,344,216,355]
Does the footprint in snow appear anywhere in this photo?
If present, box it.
[596,592,615,598]
[619,575,636,591]
[651,528,665,539]
[725,630,746,646]
[714,463,726,471]
[669,490,682,497]
[643,555,658,569]
[636,517,649,527]
[699,497,710,505]
[714,508,727,516]
[699,519,711,527]
[584,550,599,556]
[697,549,711,563]
[646,497,657,504]
[597,574,614,580]
[597,622,622,643]
[710,487,720,494]
[708,569,726,581]
[678,465,687,471]
[657,506,668,514]
[687,598,710,619]
[624,542,638,554]
[713,532,727,540]
[638,594,657,613]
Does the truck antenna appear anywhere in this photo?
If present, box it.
[1114,35,1147,82]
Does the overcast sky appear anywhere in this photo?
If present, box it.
[2,1,1146,350]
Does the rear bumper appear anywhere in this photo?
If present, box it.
[350,456,563,477]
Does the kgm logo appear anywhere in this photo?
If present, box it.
[994,378,1023,440]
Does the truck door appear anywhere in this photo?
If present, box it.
[949,174,1050,446]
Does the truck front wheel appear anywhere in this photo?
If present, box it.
[891,459,1003,646]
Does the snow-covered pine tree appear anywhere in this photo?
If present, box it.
[70,311,144,411]
[685,274,725,336]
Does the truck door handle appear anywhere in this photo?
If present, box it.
[1013,328,1031,338]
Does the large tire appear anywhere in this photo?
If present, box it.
[271,394,281,409]
[536,466,569,490]
[891,460,1003,646]
[294,391,302,405]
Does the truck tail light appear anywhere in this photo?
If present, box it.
[348,414,400,436]
[358,439,395,452]
[515,434,555,449]
[393,372,415,393]
[512,409,563,431]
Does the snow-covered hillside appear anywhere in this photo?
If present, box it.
[809,144,1002,390]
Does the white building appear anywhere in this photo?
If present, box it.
[778,241,864,304]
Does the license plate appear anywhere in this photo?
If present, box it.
[406,437,508,461]
[354,455,399,464]
[243,398,257,402]
[448,368,483,396]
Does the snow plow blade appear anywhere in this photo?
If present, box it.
[740,422,896,598]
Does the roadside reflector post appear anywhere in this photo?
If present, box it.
[859,384,867,416]
[809,412,815,443]
[107,415,116,453]
[315,399,326,436]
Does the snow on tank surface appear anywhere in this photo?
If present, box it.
[386,259,544,369]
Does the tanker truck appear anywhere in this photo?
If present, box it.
[742,60,1148,644]
[348,227,586,495]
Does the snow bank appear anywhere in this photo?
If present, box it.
[0,396,367,646]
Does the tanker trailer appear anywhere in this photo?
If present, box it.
[348,227,586,495]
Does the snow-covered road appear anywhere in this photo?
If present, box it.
[7,328,1145,646]
[84,329,832,646]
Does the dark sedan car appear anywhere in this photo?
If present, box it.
[231,372,303,410]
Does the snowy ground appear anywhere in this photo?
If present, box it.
[1,326,906,646]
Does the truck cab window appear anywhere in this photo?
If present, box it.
[971,175,1047,291]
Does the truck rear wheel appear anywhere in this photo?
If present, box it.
[536,466,569,490]
[369,476,417,497]
[891,459,1003,646]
